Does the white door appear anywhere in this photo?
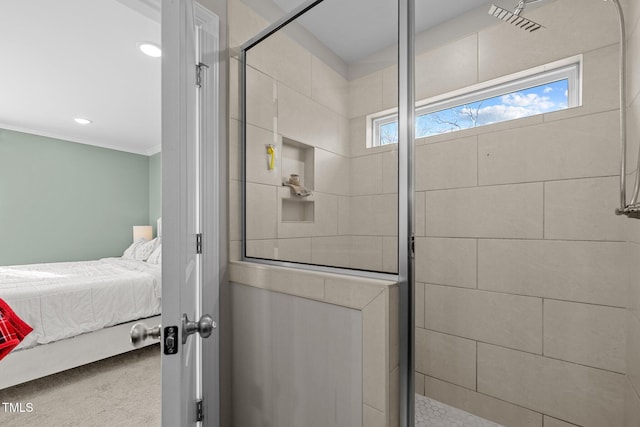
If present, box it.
[161,1,219,426]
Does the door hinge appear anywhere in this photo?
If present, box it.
[196,233,202,254]
[196,62,209,88]
[196,399,204,422]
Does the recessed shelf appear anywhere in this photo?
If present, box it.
[282,198,314,222]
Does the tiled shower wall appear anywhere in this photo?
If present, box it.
[396,1,627,426]
[625,0,640,425]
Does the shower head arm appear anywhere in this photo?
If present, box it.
[514,0,544,16]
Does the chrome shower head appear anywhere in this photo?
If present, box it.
[488,2,544,32]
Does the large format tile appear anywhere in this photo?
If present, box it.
[544,300,626,373]
[348,71,383,119]
[277,83,339,152]
[478,0,618,82]
[416,137,477,191]
[543,416,579,427]
[478,112,619,185]
[350,194,398,236]
[415,35,478,101]
[628,312,640,399]
[246,182,277,240]
[478,239,628,307]
[415,238,477,288]
[477,343,625,427]
[626,379,640,427]
[311,56,348,117]
[311,236,351,269]
[363,292,387,412]
[416,329,476,390]
[424,376,543,427]
[314,149,349,196]
[351,154,383,196]
[245,124,281,186]
[545,177,627,241]
[425,183,543,238]
[245,66,276,132]
[425,284,542,353]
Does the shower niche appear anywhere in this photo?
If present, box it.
[280,137,314,223]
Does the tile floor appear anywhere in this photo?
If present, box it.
[416,394,503,427]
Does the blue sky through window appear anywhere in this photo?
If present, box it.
[378,79,569,145]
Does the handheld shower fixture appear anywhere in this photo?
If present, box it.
[488,0,545,32]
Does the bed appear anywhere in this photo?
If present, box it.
[0,240,162,389]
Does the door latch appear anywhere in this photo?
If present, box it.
[164,326,178,355]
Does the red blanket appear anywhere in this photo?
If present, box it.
[0,298,33,361]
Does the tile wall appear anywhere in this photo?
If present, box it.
[624,0,640,425]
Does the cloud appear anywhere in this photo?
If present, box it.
[543,87,553,94]
[465,92,564,125]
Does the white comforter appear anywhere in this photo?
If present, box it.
[0,258,161,350]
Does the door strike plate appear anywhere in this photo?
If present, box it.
[164,326,178,355]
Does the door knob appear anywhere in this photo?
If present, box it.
[182,313,216,344]
[130,322,162,348]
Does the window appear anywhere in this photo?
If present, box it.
[368,56,582,147]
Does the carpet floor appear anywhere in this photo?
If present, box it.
[0,344,160,427]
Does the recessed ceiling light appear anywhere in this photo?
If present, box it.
[74,118,92,125]
[138,42,161,58]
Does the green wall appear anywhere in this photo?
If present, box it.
[149,152,161,237]
[0,129,153,266]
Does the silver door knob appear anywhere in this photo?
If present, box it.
[182,313,216,344]
[130,323,161,348]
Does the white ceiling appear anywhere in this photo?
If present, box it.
[0,0,161,155]
[270,0,493,63]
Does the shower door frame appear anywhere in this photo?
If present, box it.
[238,0,416,424]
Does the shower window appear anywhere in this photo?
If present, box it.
[369,56,581,147]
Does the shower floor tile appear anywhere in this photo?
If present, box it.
[416,394,503,427]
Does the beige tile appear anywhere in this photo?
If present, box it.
[277,83,339,152]
[415,238,476,288]
[229,57,239,120]
[245,239,276,259]
[245,66,276,132]
[311,236,351,269]
[389,365,399,427]
[350,194,398,237]
[277,190,338,238]
[416,137,477,191]
[349,116,368,157]
[245,124,281,186]
[314,149,349,196]
[350,154,383,196]
[382,236,398,274]
[229,240,241,262]
[478,239,628,307]
[277,238,313,264]
[382,149,398,194]
[425,376,543,427]
[228,0,268,48]
[478,0,618,82]
[630,20,640,103]
[363,404,386,427]
[415,372,425,396]
[625,379,640,427]
[325,276,384,310]
[229,119,241,181]
[337,115,350,157]
[477,343,625,427]
[415,283,425,329]
[311,56,348,117]
[247,30,312,96]
[478,112,619,185]
[628,96,640,174]
[425,183,543,239]
[382,65,398,111]
[349,236,383,272]
[544,44,620,122]
[415,35,478,101]
[628,312,640,399]
[629,243,640,319]
[348,71,383,119]
[389,287,399,372]
[245,182,277,240]
[414,192,426,237]
[543,416,579,427]
[416,329,476,390]
[338,196,350,235]
[425,285,542,353]
[363,292,387,412]
[545,177,627,241]
[229,179,242,241]
[544,300,626,373]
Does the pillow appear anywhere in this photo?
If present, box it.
[147,244,162,265]
[122,239,145,260]
[134,238,159,261]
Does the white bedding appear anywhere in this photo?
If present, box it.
[0,258,161,350]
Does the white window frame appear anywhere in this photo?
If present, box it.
[367,55,583,148]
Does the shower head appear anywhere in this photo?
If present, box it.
[488,2,544,32]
